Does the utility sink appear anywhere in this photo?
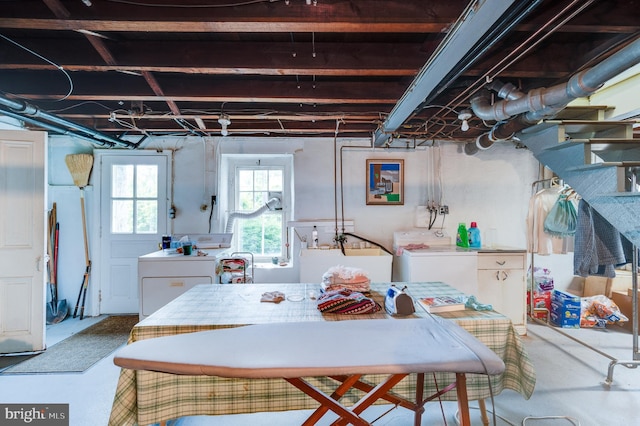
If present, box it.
[343,248,387,256]
[299,247,392,283]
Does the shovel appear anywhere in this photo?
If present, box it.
[46,206,68,324]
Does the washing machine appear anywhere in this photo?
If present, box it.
[392,230,478,295]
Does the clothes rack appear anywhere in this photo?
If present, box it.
[528,177,640,385]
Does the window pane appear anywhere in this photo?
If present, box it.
[237,214,282,256]
[238,191,254,210]
[263,213,282,254]
[112,165,133,197]
[238,169,253,191]
[112,200,133,233]
[137,165,158,198]
[136,200,158,233]
[254,192,266,206]
[254,170,268,191]
[269,169,283,191]
[238,217,262,254]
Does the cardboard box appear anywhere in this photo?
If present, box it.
[550,290,581,328]
[552,290,581,309]
[582,276,609,297]
[550,310,580,328]
[611,290,639,333]
[611,270,635,296]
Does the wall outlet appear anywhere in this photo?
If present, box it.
[439,205,449,215]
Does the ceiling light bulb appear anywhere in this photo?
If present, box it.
[457,109,472,132]
[218,114,231,137]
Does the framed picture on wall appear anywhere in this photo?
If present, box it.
[366,159,404,205]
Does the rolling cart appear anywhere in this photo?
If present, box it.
[217,252,254,283]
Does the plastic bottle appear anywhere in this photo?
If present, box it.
[312,226,318,249]
[456,223,469,248]
[468,221,482,248]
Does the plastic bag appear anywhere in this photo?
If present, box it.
[528,266,554,292]
[580,295,628,328]
[543,194,577,237]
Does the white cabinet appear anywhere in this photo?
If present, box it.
[138,250,227,319]
[394,249,478,296]
[477,252,527,335]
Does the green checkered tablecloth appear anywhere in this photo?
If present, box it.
[108,282,536,426]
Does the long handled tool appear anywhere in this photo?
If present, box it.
[66,154,94,320]
[46,204,68,324]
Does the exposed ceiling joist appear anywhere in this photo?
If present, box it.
[0,0,638,142]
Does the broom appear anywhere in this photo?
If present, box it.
[66,154,94,320]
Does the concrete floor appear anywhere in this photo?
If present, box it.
[1,317,639,426]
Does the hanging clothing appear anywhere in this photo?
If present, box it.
[527,186,575,255]
[573,199,633,277]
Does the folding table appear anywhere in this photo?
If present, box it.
[108,282,536,425]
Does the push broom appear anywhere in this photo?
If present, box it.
[66,154,94,320]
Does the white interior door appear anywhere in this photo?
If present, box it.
[0,130,46,354]
[97,151,170,314]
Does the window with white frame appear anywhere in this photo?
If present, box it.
[225,155,292,262]
[111,163,159,234]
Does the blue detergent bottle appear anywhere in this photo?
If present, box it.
[468,222,482,248]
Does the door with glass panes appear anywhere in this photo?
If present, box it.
[97,151,170,314]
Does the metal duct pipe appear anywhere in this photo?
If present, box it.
[371,0,540,146]
[465,37,640,154]
[225,196,282,234]
[0,94,138,149]
[0,107,114,147]
[464,114,536,155]
[486,79,526,101]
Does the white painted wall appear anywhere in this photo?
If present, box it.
[46,134,576,312]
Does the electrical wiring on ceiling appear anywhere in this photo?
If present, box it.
[0,33,73,102]
[48,101,117,114]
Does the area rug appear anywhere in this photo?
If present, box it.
[2,315,138,374]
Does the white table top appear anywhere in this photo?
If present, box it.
[115,317,505,379]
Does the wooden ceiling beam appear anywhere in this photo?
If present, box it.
[0,39,431,76]
[18,93,399,105]
[0,64,420,77]
[1,18,637,34]
[61,113,383,122]
[0,18,449,33]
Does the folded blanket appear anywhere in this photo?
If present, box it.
[322,282,371,293]
[322,265,371,292]
[317,289,380,315]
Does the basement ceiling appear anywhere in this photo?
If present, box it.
[0,0,639,145]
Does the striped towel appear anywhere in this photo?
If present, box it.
[317,289,381,314]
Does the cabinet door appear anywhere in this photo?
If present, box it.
[478,269,525,326]
[477,253,526,334]
[141,276,212,317]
